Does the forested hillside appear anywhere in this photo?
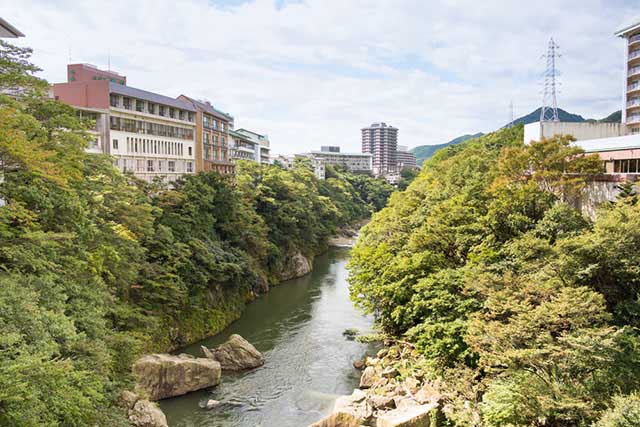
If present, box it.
[0,41,394,426]
[349,125,640,426]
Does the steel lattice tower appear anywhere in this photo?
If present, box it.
[540,38,561,122]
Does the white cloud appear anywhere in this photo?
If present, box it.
[2,0,636,153]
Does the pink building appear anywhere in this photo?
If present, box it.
[67,63,126,85]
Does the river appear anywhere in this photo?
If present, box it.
[159,247,377,427]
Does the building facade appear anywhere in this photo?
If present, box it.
[309,146,372,174]
[617,20,640,134]
[53,65,196,183]
[396,145,417,170]
[230,129,270,164]
[178,95,235,175]
[67,63,126,85]
[361,122,398,177]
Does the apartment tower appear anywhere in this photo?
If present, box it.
[617,20,640,134]
[361,122,398,176]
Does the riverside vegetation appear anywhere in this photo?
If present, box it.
[0,41,394,426]
[349,126,640,426]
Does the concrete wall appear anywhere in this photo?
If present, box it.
[571,174,637,219]
[524,122,626,143]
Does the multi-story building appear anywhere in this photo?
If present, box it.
[53,64,196,183]
[396,145,417,170]
[361,122,398,177]
[230,128,270,164]
[309,146,372,174]
[67,63,126,85]
[0,17,23,38]
[273,154,326,180]
[178,95,235,175]
[617,20,640,134]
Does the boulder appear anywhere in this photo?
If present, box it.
[129,399,168,427]
[353,359,365,370]
[205,334,264,371]
[200,345,214,359]
[205,399,221,410]
[413,383,441,405]
[368,394,396,410]
[359,366,376,389]
[280,251,312,281]
[375,402,438,427]
[119,390,139,409]
[133,354,221,400]
[307,393,373,427]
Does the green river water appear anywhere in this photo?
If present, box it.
[159,247,377,427]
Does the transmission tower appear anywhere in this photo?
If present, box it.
[540,37,561,122]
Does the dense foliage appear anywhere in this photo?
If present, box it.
[0,43,393,426]
[349,126,640,426]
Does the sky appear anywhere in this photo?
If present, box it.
[2,0,638,154]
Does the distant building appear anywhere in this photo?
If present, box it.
[53,64,196,183]
[309,146,372,174]
[272,153,325,180]
[396,145,417,170]
[616,19,640,134]
[178,95,235,175]
[230,128,270,165]
[67,63,126,85]
[362,122,398,177]
[0,17,24,38]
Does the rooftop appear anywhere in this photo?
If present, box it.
[615,16,640,37]
[310,150,372,157]
[109,82,195,111]
[0,17,24,38]
[179,95,234,121]
[578,134,640,153]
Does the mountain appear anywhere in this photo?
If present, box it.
[411,108,620,166]
[411,133,484,165]
[510,107,586,126]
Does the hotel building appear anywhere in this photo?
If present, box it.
[617,20,640,134]
[53,64,196,183]
[230,129,271,164]
[178,95,235,175]
[309,146,372,174]
[396,145,418,170]
[361,122,398,177]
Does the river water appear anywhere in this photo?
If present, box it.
[159,247,377,427]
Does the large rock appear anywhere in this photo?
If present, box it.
[129,399,168,427]
[308,392,372,427]
[375,402,438,427]
[280,251,312,281]
[133,354,221,400]
[360,366,376,389]
[205,334,264,371]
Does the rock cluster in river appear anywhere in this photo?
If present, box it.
[279,251,313,281]
[201,333,265,370]
[309,344,442,427]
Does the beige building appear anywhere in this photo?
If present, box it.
[230,129,271,164]
[617,20,640,134]
[309,146,372,174]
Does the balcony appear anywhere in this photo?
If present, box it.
[631,34,640,45]
[630,50,640,61]
[628,98,640,108]
[627,114,640,124]
[630,66,640,78]
[629,82,640,93]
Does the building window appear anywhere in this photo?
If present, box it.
[188,147,192,156]
[158,161,163,172]
[179,110,185,121]
[110,94,118,107]
[123,98,131,110]
[186,161,193,173]
[168,161,175,172]
[169,108,175,118]
[614,159,640,173]
[136,100,144,112]
[147,160,154,172]
[137,159,144,171]
[113,139,119,149]
[148,103,155,114]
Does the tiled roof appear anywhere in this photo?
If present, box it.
[109,82,195,111]
[179,95,234,121]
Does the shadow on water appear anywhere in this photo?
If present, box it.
[159,248,378,427]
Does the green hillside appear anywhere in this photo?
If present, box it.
[411,133,483,165]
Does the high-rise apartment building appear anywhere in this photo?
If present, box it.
[361,122,398,176]
[178,95,235,175]
[617,20,640,134]
[53,64,196,183]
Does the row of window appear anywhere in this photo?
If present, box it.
[110,94,195,122]
[110,116,194,140]
[120,136,192,157]
[614,158,640,174]
[115,157,193,173]
[202,116,227,132]
[204,146,229,161]
[203,133,227,146]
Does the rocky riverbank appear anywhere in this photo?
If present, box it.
[310,342,443,427]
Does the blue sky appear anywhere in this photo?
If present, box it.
[2,0,638,154]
